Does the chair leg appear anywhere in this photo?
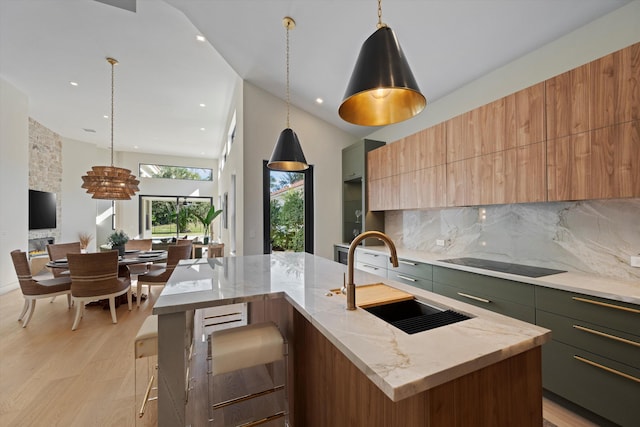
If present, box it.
[66,293,71,309]
[50,296,56,303]
[18,299,29,321]
[22,300,36,328]
[137,281,142,308]
[72,300,82,331]
[127,288,132,311]
[109,297,118,324]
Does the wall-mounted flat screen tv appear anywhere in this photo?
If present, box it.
[29,190,57,230]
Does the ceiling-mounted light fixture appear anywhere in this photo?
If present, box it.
[267,16,308,171]
[339,0,426,126]
[81,57,140,200]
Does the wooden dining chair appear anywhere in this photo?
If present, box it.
[125,239,153,251]
[46,242,81,278]
[136,243,192,307]
[67,250,132,331]
[10,250,72,328]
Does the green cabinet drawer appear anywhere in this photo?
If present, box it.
[537,310,640,369]
[396,259,433,280]
[356,261,387,279]
[356,249,390,269]
[536,286,640,336]
[388,270,432,292]
[542,339,640,427]
[433,266,535,306]
[433,282,535,323]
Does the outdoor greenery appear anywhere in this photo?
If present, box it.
[151,200,211,238]
[270,189,304,252]
[193,205,223,241]
[139,164,213,181]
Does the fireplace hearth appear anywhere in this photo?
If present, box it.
[28,237,54,258]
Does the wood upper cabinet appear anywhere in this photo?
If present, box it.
[400,166,447,209]
[398,123,446,174]
[517,142,546,203]
[516,83,545,146]
[368,175,399,211]
[591,42,640,130]
[547,120,640,201]
[367,144,398,181]
[547,42,640,140]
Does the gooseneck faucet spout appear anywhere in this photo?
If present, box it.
[346,231,399,310]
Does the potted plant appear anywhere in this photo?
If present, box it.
[107,230,129,256]
[78,232,93,253]
[194,205,223,244]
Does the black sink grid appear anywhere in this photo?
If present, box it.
[364,299,470,335]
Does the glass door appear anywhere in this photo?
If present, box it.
[139,195,212,240]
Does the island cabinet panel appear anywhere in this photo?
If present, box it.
[432,266,536,323]
[292,309,543,427]
[590,42,640,130]
[547,120,640,201]
[546,62,591,140]
[535,286,640,427]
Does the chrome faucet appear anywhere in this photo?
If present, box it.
[346,231,399,310]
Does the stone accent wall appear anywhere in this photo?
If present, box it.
[28,118,62,242]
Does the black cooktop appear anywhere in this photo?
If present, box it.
[439,257,566,278]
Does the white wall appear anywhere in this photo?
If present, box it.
[0,78,28,293]
[242,82,358,259]
[367,0,640,144]
[61,137,108,252]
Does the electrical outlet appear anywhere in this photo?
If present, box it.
[631,255,640,268]
[436,239,445,247]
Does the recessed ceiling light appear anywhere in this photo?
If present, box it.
[200,127,205,131]
[316,98,324,104]
[70,81,79,86]
[200,152,205,155]
[199,103,206,107]
[134,145,139,149]
[103,115,109,119]
[196,35,206,42]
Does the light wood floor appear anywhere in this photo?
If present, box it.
[0,286,598,427]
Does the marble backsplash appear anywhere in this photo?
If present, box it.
[385,199,640,282]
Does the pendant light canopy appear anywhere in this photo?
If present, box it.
[339,0,426,126]
[267,17,308,171]
[81,58,139,200]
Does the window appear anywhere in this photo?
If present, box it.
[139,164,213,181]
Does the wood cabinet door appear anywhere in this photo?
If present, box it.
[400,166,446,209]
[591,42,640,130]
[547,132,591,201]
[591,120,640,199]
[446,159,466,207]
[446,113,469,163]
[517,142,546,203]
[546,63,591,140]
[368,144,398,180]
[368,176,399,211]
[515,82,545,147]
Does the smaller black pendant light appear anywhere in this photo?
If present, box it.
[268,17,309,171]
[339,0,426,126]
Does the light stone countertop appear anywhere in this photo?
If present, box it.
[336,243,640,305]
[154,252,550,401]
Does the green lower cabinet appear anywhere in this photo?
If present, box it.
[542,339,640,427]
[388,271,432,292]
[433,282,535,323]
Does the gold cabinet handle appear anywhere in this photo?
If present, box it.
[397,274,416,282]
[399,260,417,266]
[457,292,491,304]
[573,324,640,348]
[572,296,640,314]
[573,355,640,384]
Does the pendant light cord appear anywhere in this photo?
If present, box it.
[107,57,118,167]
[285,22,290,129]
[377,0,386,29]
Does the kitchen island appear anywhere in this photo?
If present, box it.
[153,253,550,426]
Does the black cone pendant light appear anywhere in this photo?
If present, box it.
[267,17,308,171]
[339,0,426,126]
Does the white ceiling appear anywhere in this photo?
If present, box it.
[0,0,631,160]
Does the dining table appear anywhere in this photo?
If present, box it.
[46,249,168,306]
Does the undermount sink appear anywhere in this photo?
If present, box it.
[364,299,471,335]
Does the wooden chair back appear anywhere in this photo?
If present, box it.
[67,251,122,298]
[167,243,193,268]
[125,239,152,251]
